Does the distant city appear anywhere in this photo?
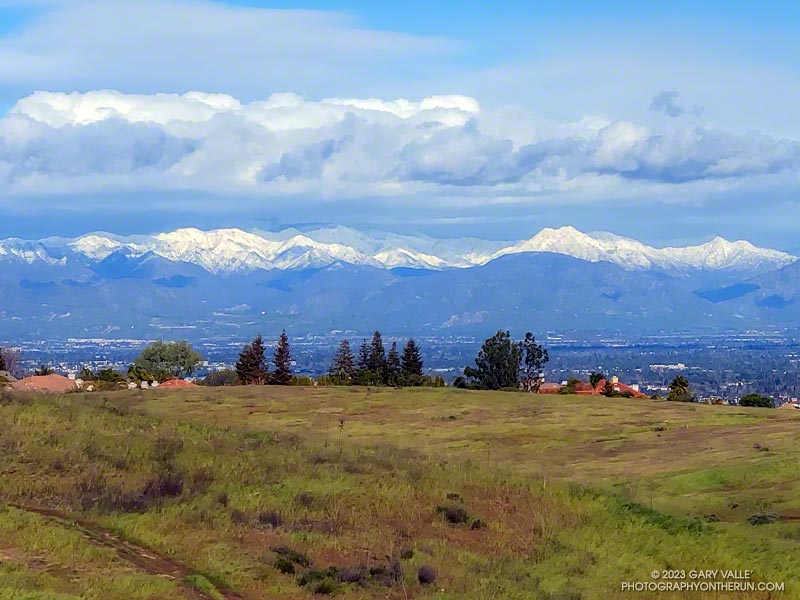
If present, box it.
[6,328,800,406]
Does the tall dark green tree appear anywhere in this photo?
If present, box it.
[271,330,293,385]
[329,339,357,385]
[0,349,6,372]
[463,330,522,390]
[368,331,387,377]
[400,338,424,385]
[356,338,380,385]
[236,335,267,385]
[520,332,549,392]
[357,339,370,371]
[386,342,401,386]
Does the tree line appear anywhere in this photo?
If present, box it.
[320,331,437,387]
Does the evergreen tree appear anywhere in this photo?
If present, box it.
[0,349,6,372]
[271,330,293,385]
[329,339,357,385]
[463,330,522,390]
[368,331,387,376]
[386,342,401,386]
[236,335,267,385]
[400,338,424,385]
[357,339,370,371]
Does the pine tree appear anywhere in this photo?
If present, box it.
[386,341,401,386]
[329,339,357,385]
[236,335,267,385]
[0,349,6,373]
[357,339,370,371]
[401,338,424,385]
[463,330,521,390]
[271,330,293,385]
[368,331,387,378]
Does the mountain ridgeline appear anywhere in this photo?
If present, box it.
[1,226,798,340]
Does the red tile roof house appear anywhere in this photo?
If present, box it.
[538,382,562,394]
[592,376,648,398]
[539,376,648,398]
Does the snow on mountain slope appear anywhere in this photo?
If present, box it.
[492,227,796,272]
[661,237,795,270]
[148,228,376,273]
[0,239,66,266]
[303,225,508,268]
[1,226,794,274]
[69,235,130,261]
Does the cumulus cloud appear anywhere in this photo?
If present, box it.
[1,89,799,199]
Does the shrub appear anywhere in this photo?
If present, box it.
[739,393,773,408]
[257,510,282,528]
[337,567,366,584]
[471,518,487,530]
[274,557,296,574]
[272,546,311,568]
[143,470,184,500]
[203,369,240,386]
[297,567,339,594]
[748,513,779,525]
[436,504,470,524]
[418,565,436,585]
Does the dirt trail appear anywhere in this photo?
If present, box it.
[7,502,245,600]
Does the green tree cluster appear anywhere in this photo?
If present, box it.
[328,332,426,387]
[739,393,772,408]
[463,330,549,391]
[235,331,294,385]
[133,340,202,381]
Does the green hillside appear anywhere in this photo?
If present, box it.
[1,386,797,599]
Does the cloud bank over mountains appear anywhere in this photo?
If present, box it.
[2,89,799,203]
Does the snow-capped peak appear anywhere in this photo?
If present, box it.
[69,235,126,261]
[492,227,796,272]
[1,226,795,275]
[661,237,795,270]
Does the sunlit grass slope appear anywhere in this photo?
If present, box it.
[1,386,798,599]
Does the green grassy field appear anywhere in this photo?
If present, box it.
[1,386,798,599]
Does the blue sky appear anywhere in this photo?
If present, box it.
[0,0,799,248]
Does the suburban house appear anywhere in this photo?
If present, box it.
[539,375,648,398]
[539,382,562,394]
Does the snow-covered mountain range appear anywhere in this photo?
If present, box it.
[0,226,795,275]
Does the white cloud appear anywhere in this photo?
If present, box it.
[1,89,799,202]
